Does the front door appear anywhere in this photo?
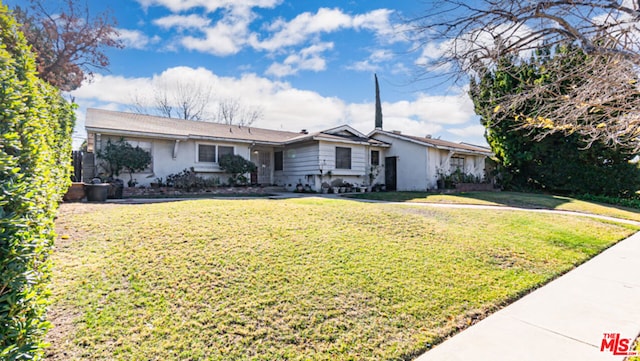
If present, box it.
[251,150,272,185]
[385,156,397,191]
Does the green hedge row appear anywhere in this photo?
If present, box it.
[0,3,75,360]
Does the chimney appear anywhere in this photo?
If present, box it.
[374,73,383,130]
[300,129,308,134]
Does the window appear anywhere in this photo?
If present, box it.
[274,151,283,171]
[371,150,380,166]
[123,139,153,173]
[450,156,465,173]
[218,146,234,162]
[336,147,351,169]
[198,144,216,163]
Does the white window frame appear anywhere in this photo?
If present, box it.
[196,143,235,164]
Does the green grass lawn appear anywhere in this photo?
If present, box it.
[49,198,639,360]
[347,191,640,222]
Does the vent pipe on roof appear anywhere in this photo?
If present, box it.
[300,129,308,134]
[392,130,401,135]
[425,134,432,139]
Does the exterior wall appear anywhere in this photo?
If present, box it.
[94,134,253,186]
[272,140,372,191]
[273,142,320,190]
[318,140,368,188]
[372,134,429,191]
[426,147,444,189]
[432,150,486,183]
[367,146,386,186]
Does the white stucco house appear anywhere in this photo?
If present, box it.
[84,108,491,191]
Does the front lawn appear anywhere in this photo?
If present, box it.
[347,191,640,222]
[49,198,638,360]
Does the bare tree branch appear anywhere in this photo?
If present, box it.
[217,98,263,126]
[413,0,640,151]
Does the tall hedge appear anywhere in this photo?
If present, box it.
[0,3,75,360]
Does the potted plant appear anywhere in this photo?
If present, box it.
[85,178,110,202]
[63,181,85,202]
[321,182,330,194]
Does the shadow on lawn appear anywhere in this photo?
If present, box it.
[346,191,574,210]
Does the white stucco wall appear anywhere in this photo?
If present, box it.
[372,133,429,191]
[95,135,253,186]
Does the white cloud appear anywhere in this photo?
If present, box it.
[179,11,254,56]
[117,29,160,50]
[266,42,334,77]
[353,9,407,43]
[415,22,537,73]
[446,124,485,140]
[153,14,212,30]
[252,8,352,51]
[71,66,481,146]
[136,0,282,13]
[251,7,403,52]
[346,60,379,72]
[346,49,394,72]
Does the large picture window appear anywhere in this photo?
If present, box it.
[274,151,283,171]
[336,147,352,169]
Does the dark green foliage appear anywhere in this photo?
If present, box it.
[96,138,151,184]
[471,47,640,197]
[0,4,75,360]
[165,168,220,190]
[218,154,257,185]
[576,194,640,210]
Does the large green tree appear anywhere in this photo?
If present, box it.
[471,47,640,197]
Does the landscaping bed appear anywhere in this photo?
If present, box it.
[122,185,273,198]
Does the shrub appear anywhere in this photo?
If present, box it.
[0,5,75,360]
[166,168,206,190]
[218,154,256,185]
[96,138,151,185]
[576,194,640,210]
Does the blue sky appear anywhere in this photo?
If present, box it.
[8,0,485,148]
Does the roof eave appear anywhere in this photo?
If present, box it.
[85,127,189,141]
[370,129,491,155]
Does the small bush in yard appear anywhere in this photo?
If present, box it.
[0,5,75,360]
[219,154,257,185]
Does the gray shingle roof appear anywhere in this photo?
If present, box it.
[370,130,492,155]
[85,108,304,144]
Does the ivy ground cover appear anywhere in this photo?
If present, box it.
[48,198,638,360]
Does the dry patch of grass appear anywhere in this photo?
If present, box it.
[49,198,638,360]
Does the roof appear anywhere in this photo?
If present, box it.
[85,108,304,144]
[284,125,390,147]
[369,129,492,156]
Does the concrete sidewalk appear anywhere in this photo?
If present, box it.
[415,231,640,361]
